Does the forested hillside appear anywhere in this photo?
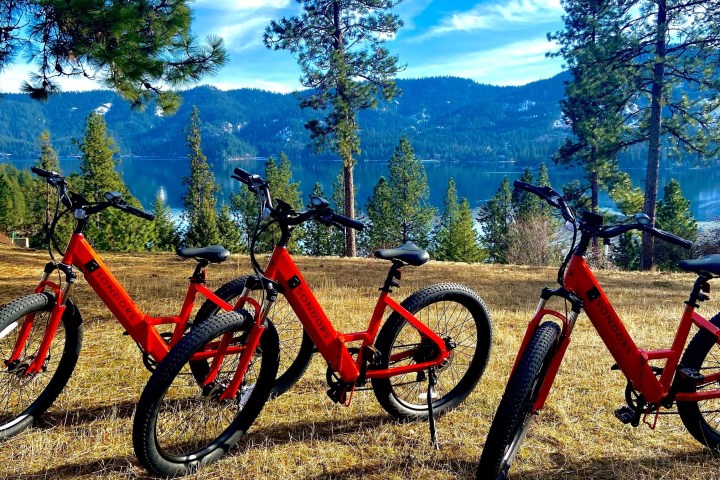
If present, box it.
[0,75,571,163]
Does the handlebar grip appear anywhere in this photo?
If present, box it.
[31,166,61,180]
[124,204,155,221]
[233,167,252,183]
[648,227,693,249]
[331,213,364,232]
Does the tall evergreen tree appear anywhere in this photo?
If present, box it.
[217,204,243,253]
[151,194,180,252]
[28,131,65,247]
[2,1,226,111]
[230,153,303,253]
[481,176,513,263]
[552,0,720,269]
[433,178,459,260]
[78,112,152,250]
[654,179,697,270]
[182,106,220,248]
[366,176,395,250]
[0,166,26,234]
[435,187,485,263]
[550,0,630,217]
[387,135,435,247]
[264,0,405,256]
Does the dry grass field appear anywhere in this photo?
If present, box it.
[1,242,720,479]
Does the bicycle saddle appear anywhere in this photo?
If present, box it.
[176,245,231,263]
[678,255,720,277]
[374,242,430,267]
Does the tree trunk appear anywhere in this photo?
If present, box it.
[590,148,599,250]
[343,163,356,257]
[641,0,667,271]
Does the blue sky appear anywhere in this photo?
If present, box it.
[1,0,566,93]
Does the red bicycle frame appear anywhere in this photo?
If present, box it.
[514,253,720,416]
[11,232,237,375]
[212,245,450,401]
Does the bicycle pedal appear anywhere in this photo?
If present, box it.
[614,406,636,425]
[326,387,344,404]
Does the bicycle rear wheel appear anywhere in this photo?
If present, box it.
[677,312,720,449]
[195,275,313,397]
[0,293,83,439]
[371,283,492,420]
[477,321,561,480]
[133,311,279,477]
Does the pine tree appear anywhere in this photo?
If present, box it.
[151,194,179,252]
[387,135,435,247]
[3,2,226,112]
[182,106,220,248]
[551,0,720,269]
[654,179,697,270]
[513,168,538,220]
[366,176,395,251]
[230,153,303,253]
[433,178,459,260]
[481,176,513,263]
[0,166,26,234]
[78,112,153,251]
[265,0,404,256]
[28,131,66,247]
[217,204,243,253]
[436,192,485,263]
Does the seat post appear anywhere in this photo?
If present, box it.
[381,261,404,293]
[191,259,209,284]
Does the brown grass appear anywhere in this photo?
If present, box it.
[1,243,719,479]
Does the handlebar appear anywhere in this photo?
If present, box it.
[123,204,155,221]
[513,180,575,223]
[645,226,693,249]
[598,223,692,249]
[31,166,62,180]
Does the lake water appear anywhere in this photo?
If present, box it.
[7,157,720,221]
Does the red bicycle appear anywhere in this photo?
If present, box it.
[132,167,493,477]
[0,167,311,439]
[478,181,720,479]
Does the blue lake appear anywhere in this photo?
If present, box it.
[7,157,720,221]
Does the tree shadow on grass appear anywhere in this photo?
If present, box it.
[8,414,395,479]
[511,448,720,480]
[39,399,138,426]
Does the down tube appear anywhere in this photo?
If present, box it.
[564,255,665,402]
[265,247,359,383]
[66,234,169,360]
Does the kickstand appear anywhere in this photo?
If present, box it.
[427,367,439,450]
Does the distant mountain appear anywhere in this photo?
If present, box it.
[0,74,572,165]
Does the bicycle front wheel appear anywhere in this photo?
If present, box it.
[0,293,83,439]
[133,311,279,477]
[477,321,561,480]
[371,283,492,420]
[677,312,720,449]
[195,275,314,397]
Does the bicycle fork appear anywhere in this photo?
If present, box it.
[514,290,582,413]
[9,263,77,376]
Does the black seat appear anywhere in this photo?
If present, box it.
[374,242,429,267]
[176,245,231,264]
[678,255,720,276]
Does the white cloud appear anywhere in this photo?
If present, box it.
[417,0,562,40]
[215,16,271,51]
[401,38,563,86]
[0,64,102,93]
[192,0,289,10]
